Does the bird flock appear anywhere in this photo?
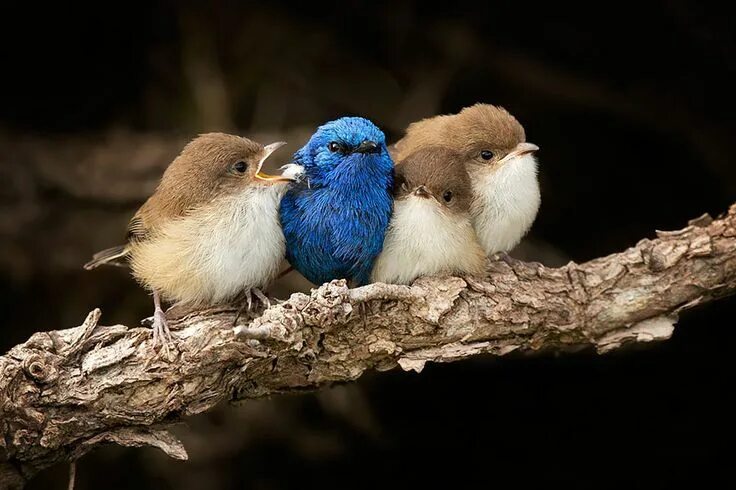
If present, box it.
[85,103,540,347]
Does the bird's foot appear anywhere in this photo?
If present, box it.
[151,307,173,356]
[233,288,272,326]
[490,251,516,267]
[251,287,271,309]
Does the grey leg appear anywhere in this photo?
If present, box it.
[151,290,173,352]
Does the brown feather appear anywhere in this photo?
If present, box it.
[394,146,474,214]
[129,133,264,241]
[393,103,526,163]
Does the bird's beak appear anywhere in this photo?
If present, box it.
[255,141,292,182]
[499,142,539,165]
[355,140,380,154]
[413,185,431,199]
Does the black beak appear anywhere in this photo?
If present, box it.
[355,140,380,154]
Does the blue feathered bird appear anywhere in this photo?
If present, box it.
[279,117,394,286]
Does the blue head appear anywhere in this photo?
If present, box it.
[294,117,393,187]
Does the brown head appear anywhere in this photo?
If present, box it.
[150,133,290,216]
[394,146,473,214]
[163,133,288,192]
[129,133,291,236]
[394,104,538,172]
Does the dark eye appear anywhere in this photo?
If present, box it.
[233,161,248,174]
[480,150,494,160]
[328,142,342,153]
[443,190,453,203]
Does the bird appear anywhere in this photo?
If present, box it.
[371,146,486,285]
[84,133,294,350]
[391,103,540,255]
[279,117,395,286]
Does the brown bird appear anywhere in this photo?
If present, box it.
[371,146,486,284]
[391,104,540,255]
[84,133,293,350]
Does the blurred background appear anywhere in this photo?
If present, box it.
[2,1,735,488]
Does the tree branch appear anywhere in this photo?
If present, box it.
[2,205,736,487]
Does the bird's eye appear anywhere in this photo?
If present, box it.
[232,161,248,174]
[328,142,342,153]
[443,190,453,203]
[480,150,494,160]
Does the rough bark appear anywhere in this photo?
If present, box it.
[2,205,736,488]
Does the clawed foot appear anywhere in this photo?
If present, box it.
[151,308,175,358]
[494,251,511,263]
[143,291,175,356]
[151,308,173,352]
[233,288,273,326]
[250,287,271,309]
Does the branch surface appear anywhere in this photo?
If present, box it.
[2,205,736,487]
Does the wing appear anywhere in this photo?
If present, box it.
[124,173,202,243]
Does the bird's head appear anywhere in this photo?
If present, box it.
[163,133,293,198]
[295,117,392,183]
[394,146,473,216]
[453,104,538,172]
[398,104,539,178]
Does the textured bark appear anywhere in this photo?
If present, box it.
[2,205,736,488]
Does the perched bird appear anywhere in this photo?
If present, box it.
[371,147,486,285]
[391,104,540,255]
[84,133,293,348]
[279,117,394,286]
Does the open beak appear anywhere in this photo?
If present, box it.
[255,141,292,182]
[498,142,539,165]
[413,185,431,199]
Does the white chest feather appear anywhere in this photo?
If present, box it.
[470,154,540,255]
[131,186,287,305]
[371,197,486,285]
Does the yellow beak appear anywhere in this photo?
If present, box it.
[255,141,292,182]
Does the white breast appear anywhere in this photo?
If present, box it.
[371,196,486,285]
[470,154,540,255]
[131,185,287,305]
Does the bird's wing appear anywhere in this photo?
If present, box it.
[125,170,211,242]
[124,192,179,243]
[126,210,149,242]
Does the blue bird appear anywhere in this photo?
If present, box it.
[279,117,394,286]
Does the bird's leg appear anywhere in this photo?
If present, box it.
[151,290,173,353]
[233,288,255,327]
[252,287,271,309]
[495,250,514,265]
[233,287,273,326]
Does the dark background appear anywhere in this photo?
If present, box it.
[1,1,734,488]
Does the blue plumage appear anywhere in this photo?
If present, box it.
[279,117,394,286]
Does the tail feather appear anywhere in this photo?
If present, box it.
[84,245,130,270]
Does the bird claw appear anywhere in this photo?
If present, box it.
[251,288,271,309]
[151,308,173,356]
[496,251,514,265]
[233,288,272,326]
